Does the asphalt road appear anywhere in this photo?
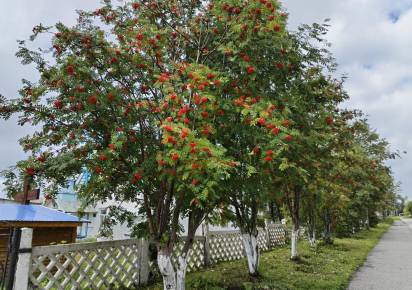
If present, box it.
[348,218,412,290]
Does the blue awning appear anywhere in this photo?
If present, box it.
[0,204,89,223]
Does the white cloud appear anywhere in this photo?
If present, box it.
[0,0,101,198]
[284,0,412,197]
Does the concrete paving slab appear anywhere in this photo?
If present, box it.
[348,219,412,290]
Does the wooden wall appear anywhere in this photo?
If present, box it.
[32,227,77,246]
[0,228,11,275]
[0,226,77,272]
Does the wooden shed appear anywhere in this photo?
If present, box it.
[0,204,88,272]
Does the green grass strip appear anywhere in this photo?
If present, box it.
[141,217,395,290]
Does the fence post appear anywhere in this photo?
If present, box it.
[202,222,211,266]
[282,223,289,245]
[264,220,271,249]
[139,239,149,285]
[13,228,33,290]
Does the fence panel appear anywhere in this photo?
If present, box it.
[267,223,288,247]
[199,224,287,266]
[208,230,244,264]
[29,239,148,290]
[171,237,206,273]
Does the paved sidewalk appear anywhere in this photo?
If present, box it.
[348,219,412,290]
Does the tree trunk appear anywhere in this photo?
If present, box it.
[157,248,188,290]
[323,211,333,244]
[365,208,370,230]
[285,187,300,260]
[308,227,316,247]
[307,204,316,247]
[324,223,332,244]
[291,223,299,260]
[324,224,332,243]
[269,201,283,222]
[176,256,187,290]
[241,233,260,276]
[157,208,201,290]
[157,250,176,290]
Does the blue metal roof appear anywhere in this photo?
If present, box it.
[0,205,88,223]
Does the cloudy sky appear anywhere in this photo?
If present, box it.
[0,1,411,198]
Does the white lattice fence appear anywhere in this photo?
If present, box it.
[153,224,287,275]
[26,224,287,289]
[205,224,287,265]
[257,229,270,251]
[29,239,148,290]
[267,223,288,247]
[208,230,244,264]
[172,237,206,272]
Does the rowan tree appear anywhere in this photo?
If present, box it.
[207,4,294,276]
[201,5,341,274]
[0,0,300,288]
[300,109,355,246]
[0,1,255,289]
[273,72,347,259]
[334,119,397,235]
[309,113,398,241]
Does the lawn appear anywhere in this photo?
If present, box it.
[141,217,394,290]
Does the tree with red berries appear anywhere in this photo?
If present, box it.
[201,0,295,276]
[259,19,349,259]
[299,110,398,246]
[330,118,398,238]
[206,9,343,271]
[300,109,355,246]
[272,82,343,258]
[0,1,259,289]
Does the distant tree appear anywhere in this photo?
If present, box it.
[404,201,412,217]
[398,195,407,215]
[270,68,347,258]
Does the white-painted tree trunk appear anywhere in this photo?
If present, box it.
[158,252,176,290]
[291,229,299,259]
[241,233,259,276]
[308,229,316,247]
[366,209,370,230]
[176,256,187,290]
[157,252,188,290]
